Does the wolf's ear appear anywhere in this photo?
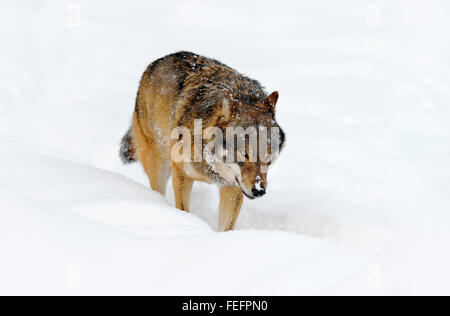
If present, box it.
[264,91,279,116]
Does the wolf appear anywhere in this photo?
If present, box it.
[120,51,285,231]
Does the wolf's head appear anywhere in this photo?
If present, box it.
[210,91,286,199]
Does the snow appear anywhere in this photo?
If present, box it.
[254,176,263,191]
[1,0,450,295]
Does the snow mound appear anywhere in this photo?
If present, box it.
[0,143,374,295]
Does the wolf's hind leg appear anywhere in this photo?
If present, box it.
[145,153,171,196]
[172,167,194,212]
[132,113,170,196]
[219,187,244,232]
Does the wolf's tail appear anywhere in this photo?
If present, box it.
[120,128,137,164]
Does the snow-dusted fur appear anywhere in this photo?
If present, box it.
[124,52,285,231]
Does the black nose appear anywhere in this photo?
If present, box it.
[252,187,266,197]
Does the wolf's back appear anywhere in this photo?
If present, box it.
[120,51,268,164]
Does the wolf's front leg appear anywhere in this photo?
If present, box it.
[219,186,244,232]
[172,167,194,212]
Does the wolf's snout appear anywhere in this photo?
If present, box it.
[252,186,266,197]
